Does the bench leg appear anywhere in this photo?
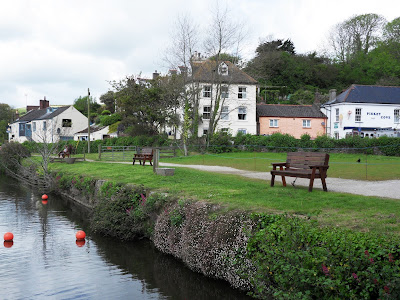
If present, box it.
[271,174,275,187]
[321,177,328,192]
[281,176,286,187]
[133,158,135,165]
[142,159,146,166]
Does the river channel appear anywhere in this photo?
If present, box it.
[0,175,251,299]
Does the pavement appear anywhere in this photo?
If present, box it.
[159,162,400,200]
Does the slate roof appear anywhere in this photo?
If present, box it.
[76,125,108,134]
[14,106,71,123]
[325,84,400,105]
[257,104,327,118]
[191,60,258,85]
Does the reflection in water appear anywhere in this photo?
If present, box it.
[0,175,251,299]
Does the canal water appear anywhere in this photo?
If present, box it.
[0,175,251,300]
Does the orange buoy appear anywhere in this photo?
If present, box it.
[76,239,86,247]
[42,194,48,200]
[42,200,48,205]
[4,232,14,242]
[76,230,86,240]
[3,241,13,248]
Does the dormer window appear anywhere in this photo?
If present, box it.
[218,62,228,76]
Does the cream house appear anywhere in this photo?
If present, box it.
[191,59,258,136]
[8,101,88,143]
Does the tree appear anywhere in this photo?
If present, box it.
[0,103,14,143]
[73,95,100,118]
[328,14,386,63]
[99,91,116,113]
[110,76,178,136]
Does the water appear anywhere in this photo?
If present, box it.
[0,175,251,299]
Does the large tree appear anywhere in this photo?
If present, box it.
[328,13,386,63]
[99,91,116,113]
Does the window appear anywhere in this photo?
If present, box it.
[221,86,229,98]
[237,129,247,134]
[395,109,400,123]
[43,121,47,131]
[203,85,211,98]
[303,120,311,128]
[219,63,228,75]
[203,106,211,119]
[62,119,72,127]
[203,129,208,135]
[238,87,247,99]
[269,119,278,127]
[355,108,362,122]
[221,106,229,120]
[221,128,229,133]
[32,122,36,132]
[238,107,247,120]
[335,108,339,122]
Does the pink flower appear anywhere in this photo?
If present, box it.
[373,278,378,285]
[369,258,374,264]
[352,273,360,282]
[364,250,369,257]
[384,285,390,294]
[388,253,394,263]
[321,264,330,276]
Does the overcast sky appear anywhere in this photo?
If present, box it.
[1,0,399,109]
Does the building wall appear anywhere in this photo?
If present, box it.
[198,83,257,137]
[259,116,326,139]
[321,103,400,139]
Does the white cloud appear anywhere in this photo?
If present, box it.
[0,0,399,108]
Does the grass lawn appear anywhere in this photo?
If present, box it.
[82,151,400,181]
[49,160,400,236]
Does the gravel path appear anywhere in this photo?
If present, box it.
[159,162,400,200]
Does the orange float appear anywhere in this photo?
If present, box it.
[42,194,48,200]
[4,232,14,242]
[76,230,86,240]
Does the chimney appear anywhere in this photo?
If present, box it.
[15,110,19,120]
[314,90,321,105]
[40,96,50,109]
[153,70,159,80]
[329,89,336,101]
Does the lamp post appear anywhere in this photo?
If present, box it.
[87,88,91,154]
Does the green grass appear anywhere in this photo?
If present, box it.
[49,160,400,235]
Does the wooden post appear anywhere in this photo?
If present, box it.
[153,148,160,173]
[98,144,101,160]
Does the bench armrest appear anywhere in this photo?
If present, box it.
[271,162,287,167]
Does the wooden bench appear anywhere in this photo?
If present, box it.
[270,152,330,192]
[133,147,153,166]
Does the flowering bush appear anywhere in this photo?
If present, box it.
[244,214,400,299]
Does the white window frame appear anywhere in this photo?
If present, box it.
[303,120,311,128]
[203,106,211,119]
[203,85,211,98]
[238,106,247,120]
[32,122,36,132]
[237,128,247,134]
[355,108,362,122]
[395,109,400,123]
[269,119,278,127]
[335,108,339,122]
[221,106,229,120]
[238,87,247,99]
[43,121,47,131]
[221,86,229,99]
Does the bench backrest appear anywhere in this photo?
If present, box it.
[140,147,153,155]
[286,152,329,170]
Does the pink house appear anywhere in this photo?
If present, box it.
[257,104,327,139]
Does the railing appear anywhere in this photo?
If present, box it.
[99,145,137,161]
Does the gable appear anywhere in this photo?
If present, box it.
[327,85,400,105]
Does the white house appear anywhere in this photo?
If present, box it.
[321,85,400,139]
[74,125,117,141]
[8,101,88,143]
[169,58,258,138]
